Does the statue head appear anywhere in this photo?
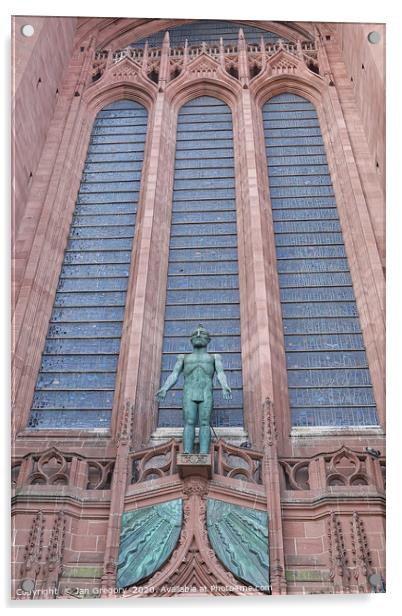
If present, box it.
[190,324,211,348]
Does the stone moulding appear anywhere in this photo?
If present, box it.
[116,498,182,589]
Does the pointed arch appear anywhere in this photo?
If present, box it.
[26,98,149,430]
[261,91,379,428]
[156,94,244,429]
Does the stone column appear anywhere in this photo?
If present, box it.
[111,59,177,447]
[234,82,283,449]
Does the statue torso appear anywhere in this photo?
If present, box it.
[183,352,215,377]
[182,353,215,402]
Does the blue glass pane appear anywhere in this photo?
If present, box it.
[173,211,236,224]
[44,338,121,354]
[50,306,125,322]
[289,387,376,408]
[72,214,136,226]
[167,275,239,290]
[54,291,126,307]
[277,258,348,273]
[41,355,119,372]
[32,390,114,410]
[281,302,358,318]
[47,322,123,338]
[77,191,139,204]
[168,261,238,275]
[166,289,240,304]
[132,20,286,47]
[176,148,234,160]
[61,264,131,277]
[292,408,378,427]
[264,93,378,427]
[27,410,112,430]
[278,272,352,287]
[164,319,240,336]
[280,286,355,303]
[287,368,372,387]
[171,222,237,236]
[170,236,237,249]
[169,248,238,261]
[286,351,368,370]
[36,372,117,390]
[284,334,365,352]
[283,318,361,335]
[158,97,243,428]
[165,304,240,320]
[27,99,148,430]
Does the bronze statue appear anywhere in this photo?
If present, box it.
[156,325,232,454]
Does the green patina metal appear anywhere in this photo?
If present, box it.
[156,325,232,454]
[207,498,270,591]
[116,499,182,589]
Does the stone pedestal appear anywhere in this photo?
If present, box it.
[177,453,212,479]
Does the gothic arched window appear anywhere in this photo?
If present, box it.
[27,99,148,430]
[263,93,378,428]
[157,96,244,429]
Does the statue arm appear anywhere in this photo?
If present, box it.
[155,355,184,401]
[214,354,232,400]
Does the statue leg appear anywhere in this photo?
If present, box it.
[183,399,197,454]
[199,399,213,454]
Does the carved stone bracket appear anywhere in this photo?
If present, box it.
[177,453,212,479]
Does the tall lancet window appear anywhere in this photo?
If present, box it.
[157,96,243,428]
[263,93,378,428]
[27,100,148,430]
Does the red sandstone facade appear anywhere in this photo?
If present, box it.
[11,17,385,598]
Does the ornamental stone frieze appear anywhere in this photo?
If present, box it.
[88,28,321,93]
[12,441,385,495]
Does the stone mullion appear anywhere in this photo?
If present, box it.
[316,41,385,429]
[235,88,278,449]
[237,86,288,592]
[112,91,175,447]
[250,92,292,453]
[12,41,98,439]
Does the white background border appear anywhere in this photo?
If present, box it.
[2,0,400,613]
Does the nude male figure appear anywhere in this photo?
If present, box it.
[155,325,232,454]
